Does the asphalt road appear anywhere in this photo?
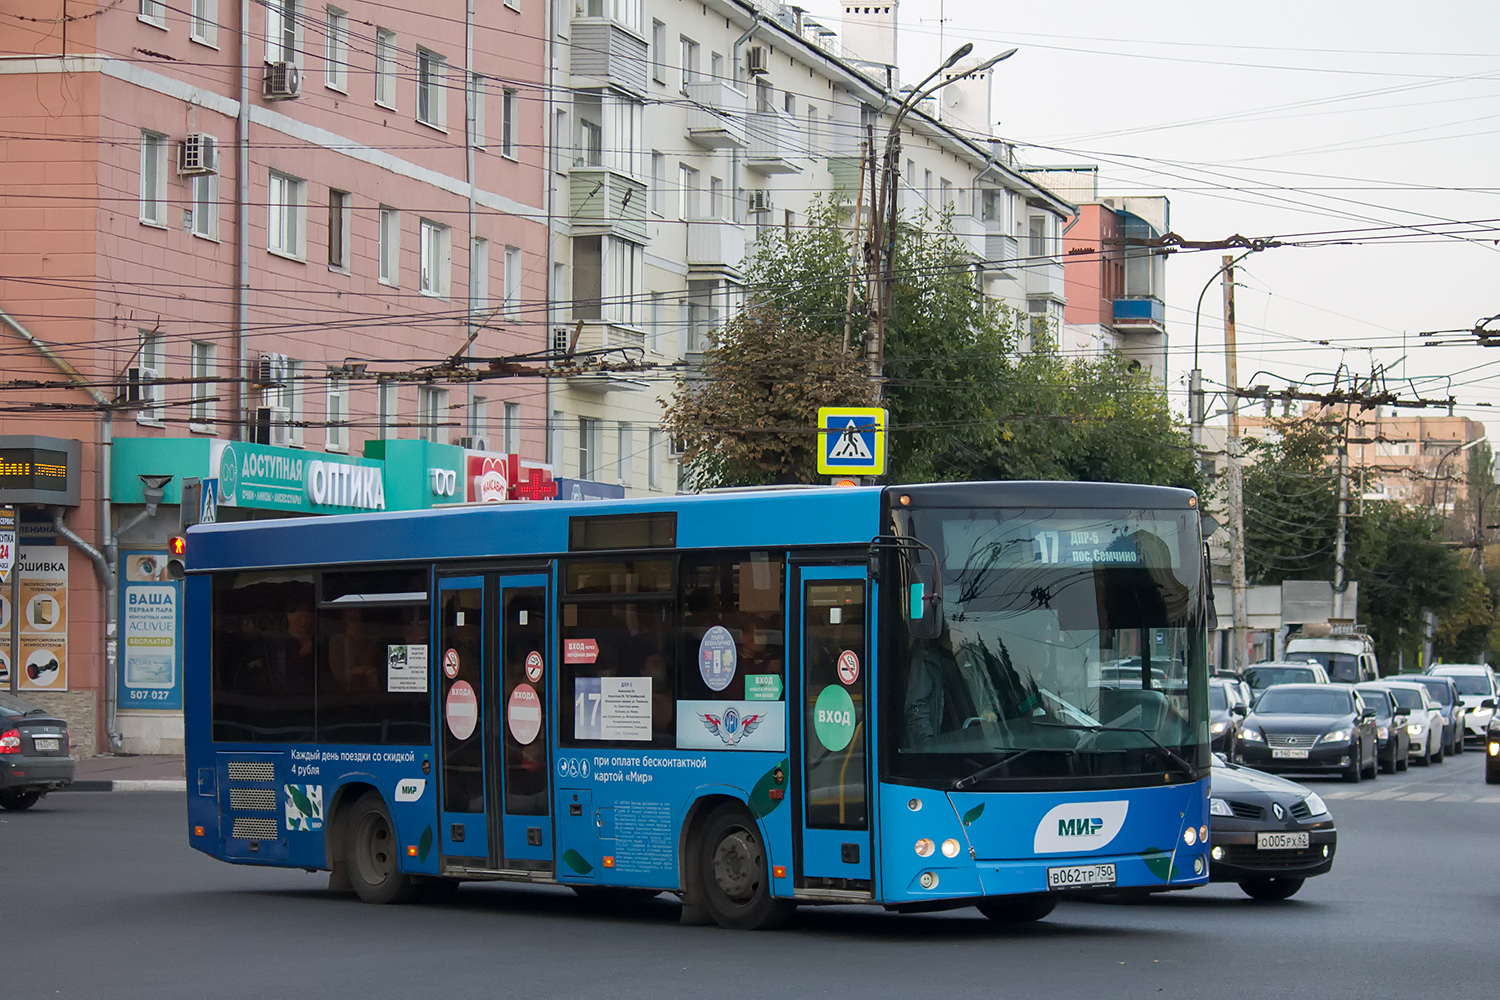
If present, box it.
[5,751,1496,1000]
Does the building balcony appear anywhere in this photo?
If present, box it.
[686,218,746,272]
[569,168,647,242]
[826,155,863,198]
[570,17,649,95]
[745,109,803,175]
[556,322,648,393]
[1112,296,1166,335]
[984,233,1020,273]
[685,80,748,149]
[1025,257,1066,301]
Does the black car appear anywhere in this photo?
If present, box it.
[1487,718,1500,784]
[1210,678,1248,757]
[1403,675,1466,756]
[1209,756,1337,899]
[0,691,74,809]
[1354,683,1411,773]
[1237,683,1380,782]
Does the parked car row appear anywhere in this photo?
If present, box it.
[0,691,75,810]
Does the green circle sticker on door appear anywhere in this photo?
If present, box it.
[814,684,856,751]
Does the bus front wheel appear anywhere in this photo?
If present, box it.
[347,792,420,904]
[695,803,794,931]
[976,894,1058,923]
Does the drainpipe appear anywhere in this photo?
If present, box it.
[464,0,476,426]
[0,305,121,748]
[234,0,251,441]
[543,0,556,466]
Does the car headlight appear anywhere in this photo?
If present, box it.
[1377,726,1389,739]
[1302,792,1328,817]
[1241,728,1264,742]
[1408,723,1424,735]
[1321,730,1349,744]
[1210,797,1234,817]
[1210,721,1228,735]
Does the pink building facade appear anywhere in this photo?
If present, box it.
[1,0,550,753]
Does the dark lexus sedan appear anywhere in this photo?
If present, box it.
[1209,756,1337,899]
[0,691,74,809]
[1237,683,1379,782]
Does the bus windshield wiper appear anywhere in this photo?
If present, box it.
[1032,721,1198,777]
[954,747,1038,789]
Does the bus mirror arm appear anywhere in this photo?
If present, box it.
[869,535,944,640]
[1202,542,1218,632]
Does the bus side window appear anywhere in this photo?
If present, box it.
[677,552,785,704]
[211,572,316,743]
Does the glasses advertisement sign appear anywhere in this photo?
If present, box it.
[117,551,183,710]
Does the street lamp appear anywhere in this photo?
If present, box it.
[866,45,1018,390]
[1430,434,1489,512]
[1189,248,1255,462]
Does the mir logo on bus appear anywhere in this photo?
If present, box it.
[1058,817,1105,837]
[1034,801,1129,853]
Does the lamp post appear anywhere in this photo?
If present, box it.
[866,45,1017,393]
[1189,248,1255,463]
[1429,434,1488,513]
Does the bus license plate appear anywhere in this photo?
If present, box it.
[32,738,59,752]
[1256,832,1309,850]
[1047,863,1116,890]
[1271,748,1309,759]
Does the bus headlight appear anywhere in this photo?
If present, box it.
[915,838,935,858]
[941,838,961,858]
[1183,827,1197,846]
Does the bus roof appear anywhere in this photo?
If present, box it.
[184,480,1198,572]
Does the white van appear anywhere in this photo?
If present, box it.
[1285,625,1379,685]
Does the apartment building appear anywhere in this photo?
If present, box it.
[544,0,1074,494]
[1,0,550,751]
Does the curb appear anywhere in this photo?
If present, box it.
[60,779,187,793]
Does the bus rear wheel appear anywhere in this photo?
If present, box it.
[347,792,419,904]
[695,802,794,930]
[976,894,1058,923]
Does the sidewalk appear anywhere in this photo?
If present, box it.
[63,754,187,793]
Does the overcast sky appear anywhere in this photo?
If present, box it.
[798,0,1500,434]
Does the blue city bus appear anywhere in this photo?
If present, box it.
[182,480,1211,928]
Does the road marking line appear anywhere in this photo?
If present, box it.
[1398,791,1442,801]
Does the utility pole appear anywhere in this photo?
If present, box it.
[1223,255,1250,673]
[1332,401,1350,620]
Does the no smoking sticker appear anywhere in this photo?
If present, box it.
[837,649,860,685]
[525,651,544,683]
[443,648,460,679]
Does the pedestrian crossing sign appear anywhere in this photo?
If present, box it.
[817,406,887,476]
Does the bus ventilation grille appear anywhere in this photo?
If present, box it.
[227,761,277,782]
[231,817,279,840]
[230,788,277,812]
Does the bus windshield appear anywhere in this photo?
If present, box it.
[888,506,1209,789]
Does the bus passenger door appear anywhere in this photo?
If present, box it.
[437,577,490,867]
[493,573,553,873]
[794,565,873,891]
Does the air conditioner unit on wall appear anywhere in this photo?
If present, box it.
[257,352,289,388]
[456,436,490,451]
[177,133,218,175]
[747,46,769,77]
[263,61,302,100]
[747,189,773,214]
[254,406,293,446]
[123,366,158,404]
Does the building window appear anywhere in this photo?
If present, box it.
[503,401,520,453]
[419,219,450,297]
[268,170,306,259]
[417,48,447,129]
[190,0,218,45]
[651,20,666,82]
[648,291,664,354]
[324,7,348,91]
[326,376,347,451]
[377,381,399,439]
[647,429,662,490]
[284,359,305,446]
[679,36,699,91]
[678,163,699,219]
[549,410,564,468]
[578,418,601,480]
[139,0,166,27]
[265,0,299,63]
[470,237,489,313]
[617,422,633,486]
[469,74,486,149]
[501,88,518,158]
[576,237,643,326]
[190,155,219,240]
[139,131,167,226]
[189,341,216,428]
[940,177,953,211]
[375,28,397,108]
[327,189,351,270]
[379,206,400,285]
[418,386,449,443]
[467,395,488,445]
[650,152,665,215]
[1029,215,1048,260]
[504,246,521,320]
[137,330,165,424]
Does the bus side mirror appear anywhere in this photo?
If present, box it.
[907,580,943,640]
[1202,543,1218,631]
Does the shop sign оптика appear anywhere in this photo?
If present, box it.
[211,441,386,515]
